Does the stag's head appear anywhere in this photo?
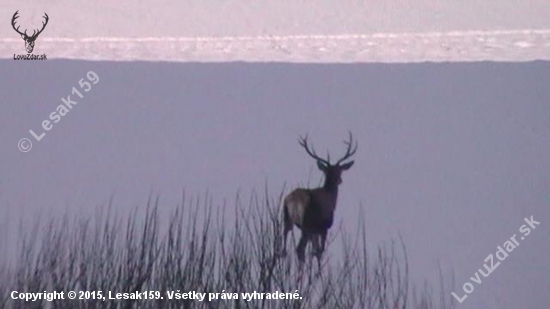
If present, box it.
[12,11,49,53]
[299,132,357,186]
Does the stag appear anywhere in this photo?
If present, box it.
[283,132,357,264]
[12,11,49,53]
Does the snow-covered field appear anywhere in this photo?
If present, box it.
[2,0,550,62]
[2,30,550,62]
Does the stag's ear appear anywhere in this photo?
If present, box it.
[340,161,354,170]
[317,161,328,171]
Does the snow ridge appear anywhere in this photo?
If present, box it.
[2,29,549,62]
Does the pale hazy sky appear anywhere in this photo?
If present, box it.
[1,1,549,38]
[1,61,549,309]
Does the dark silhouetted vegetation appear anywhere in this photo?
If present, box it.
[1,189,455,309]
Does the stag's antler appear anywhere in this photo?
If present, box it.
[299,135,331,165]
[335,131,358,166]
[11,11,25,36]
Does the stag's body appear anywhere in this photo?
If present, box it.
[283,133,357,263]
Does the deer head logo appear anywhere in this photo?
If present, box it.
[11,11,49,54]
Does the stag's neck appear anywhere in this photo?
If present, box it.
[323,177,339,198]
[319,182,338,216]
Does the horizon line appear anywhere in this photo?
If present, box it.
[1,29,550,43]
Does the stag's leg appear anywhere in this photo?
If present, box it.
[312,234,323,269]
[282,206,293,257]
[311,235,321,257]
[320,230,328,253]
[296,231,310,263]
